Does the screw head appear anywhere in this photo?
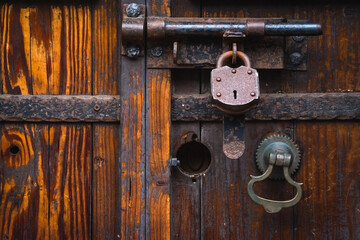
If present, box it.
[94,104,101,111]
[151,46,163,57]
[247,70,253,74]
[250,92,256,97]
[126,3,141,17]
[125,44,140,58]
[216,77,221,82]
[231,69,237,74]
[290,52,303,65]
[216,92,221,97]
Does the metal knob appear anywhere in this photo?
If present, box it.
[247,134,302,213]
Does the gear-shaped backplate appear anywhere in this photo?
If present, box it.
[256,134,301,180]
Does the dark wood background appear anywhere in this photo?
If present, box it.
[0,0,359,239]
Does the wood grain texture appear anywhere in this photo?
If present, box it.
[295,122,360,239]
[0,4,51,239]
[120,63,145,239]
[93,0,118,95]
[294,4,360,92]
[146,69,171,240]
[92,0,120,239]
[55,5,91,95]
[120,1,146,238]
[146,1,171,240]
[169,3,201,239]
[0,124,49,240]
[93,124,119,240]
[49,124,91,240]
[171,69,202,240]
[201,121,295,240]
[1,4,31,94]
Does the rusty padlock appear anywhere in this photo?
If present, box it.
[211,51,260,114]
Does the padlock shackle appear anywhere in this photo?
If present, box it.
[216,51,251,68]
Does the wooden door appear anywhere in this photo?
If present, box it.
[169,1,360,240]
[0,1,359,240]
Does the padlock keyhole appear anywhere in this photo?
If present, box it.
[233,90,237,99]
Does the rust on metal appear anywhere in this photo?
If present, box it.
[223,115,246,159]
[216,51,251,68]
[143,17,322,40]
[246,19,265,36]
[121,4,146,56]
[211,51,259,114]
[0,95,120,122]
[171,92,360,121]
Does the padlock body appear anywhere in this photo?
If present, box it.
[211,65,260,114]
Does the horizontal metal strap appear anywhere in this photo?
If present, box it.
[1,93,358,122]
[172,93,360,121]
[0,95,120,122]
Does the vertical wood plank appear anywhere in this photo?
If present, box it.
[170,1,201,239]
[0,124,49,240]
[0,3,51,239]
[0,4,31,94]
[92,0,120,239]
[120,1,146,239]
[51,5,91,95]
[47,4,92,240]
[146,1,171,239]
[93,0,118,95]
[49,124,91,240]
[295,122,360,239]
[93,125,119,239]
[171,70,201,240]
[146,69,171,240]
[29,6,52,95]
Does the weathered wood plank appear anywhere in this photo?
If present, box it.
[29,6,52,94]
[294,5,360,92]
[92,0,120,239]
[146,1,171,240]
[93,0,118,95]
[146,69,171,240]
[1,4,31,94]
[172,92,360,121]
[57,5,91,94]
[46,4,92,240]
[0,124,49,239]
[49,124,91,240]
[295,122,360,239]
[93,124,119,239]
[120,1,146,239]
[170,3,201,240]
[171,71,202,239]
[0,95,120,122]
[0,4,51,239]
[201,121,295,239]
